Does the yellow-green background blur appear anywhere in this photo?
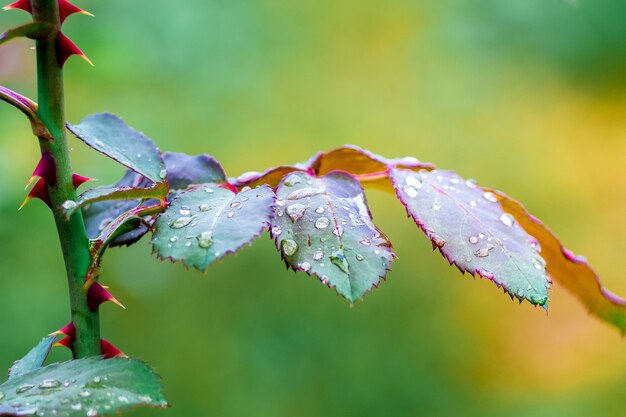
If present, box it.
[1,1,626,416]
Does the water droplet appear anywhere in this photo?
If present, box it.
[276,199,286,207]
[478,233,485,239]
[287,188,321,200]
[159,169,167,180]
[516,289,524,299]
[286,204,307,222]
[284,174,302,187]
[474,245,494,257]
[298,262,311,272]
[320,276,329,285]
[374,249,380,255]
[465,179,478,188]
[169,236,178,243]
[231,202,241,209]
[118,396,129,403]
[330,250,349,273]
[179,206,191,216]
[271,225,282,236]
[469,236,479,245]
[313,251,324,261]
[92,376,102,384]
[227,212,234,218]
[16,384,34,394]
[315,217,330,229]
[465,257,472,262]
[197,231,213,248]
[531,294,548,306]
[469,200,477,208]
[529,239,541,252]
[432,203,442,211]
[71,403,82,411]
[199,203,210,212]
[87,408,98,417]
[403,186,418,198]
[450,177,460,184]
[94,139,104,148]
[533,260,543,270]
[360,238,371,246]
[282,239,299,257]
[61,200,77,211]
[204,188,214,193]
[38,379,61,389]
[405,176,423,189]
[170,216,193,229]
[185,242,192,247]
[500,213,513,227]
[0,392,3,401]
[482,192,498,203]
[80,389,92,397]
[315,206,325,214]
[332,225,344,238]
[355,254,364,261]
[136,153,142,158]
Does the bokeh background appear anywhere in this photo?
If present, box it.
[1,0,626,416]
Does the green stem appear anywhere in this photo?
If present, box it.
[31,0,100,358]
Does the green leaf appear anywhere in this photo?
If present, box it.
[272,171,394,303]
[391,168,550,306]
[0,22,52,45]
[8,337,55,381]
[63,182,167,218]
[0,357,167,417]
[151,184,275,271]
[68,113,166,183]
[164,152,226,190]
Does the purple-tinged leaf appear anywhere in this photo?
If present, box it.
[68,113,166,183]
[151,184,275,271]
[8,336,55,380]
[0,86,52,140]
[391,168,550,306]
[163,152,226,190]
[272,171,394,303]
[0,357,168,417]
[0,22,52,45]
[62,182,167,218]
[493,190,626,331]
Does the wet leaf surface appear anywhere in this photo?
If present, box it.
[8,337,55,381]
[68,113,166,183]
[272,171,394,302]
[391,168,550,306]
[0,357,167,417]
[151,184,275,271]
[163,152,226,190]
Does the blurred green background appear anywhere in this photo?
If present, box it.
[1,0,626,416]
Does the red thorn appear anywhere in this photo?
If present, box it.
[56,32,93,68]
[88,282,126,311]
[20,178,51,209]
[72,173,95,189]
[2,0,31,13]
[59,0,93,23]
[50,322,76,340]
[26,152,57,189]
[54,335,72,350]
[101,339,126,359]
